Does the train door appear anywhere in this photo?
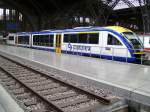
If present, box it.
[55,34,61,53]
[102,31,126,58]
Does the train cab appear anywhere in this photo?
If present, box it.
[107,26,145,61]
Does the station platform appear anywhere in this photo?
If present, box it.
[0,45,150,107]
[0,84,24,112]
[0,104,5,112]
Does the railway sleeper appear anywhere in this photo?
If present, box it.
[4,80,16,85]
[0,74,11,78]
[68,103,101,112]
[63,100,100,112]
[11,88,26,95]
[16,93,32,100]
[27,80,53,87]
[0,77,13,82]
[57,97,90,108]
[31,108,53,112]
[22,78,47,83]
[8,84,21,90]
[24,99,38,106]
[38,87,68,96]
[14,73,34,77]
[18,75,39,80]
[26,102,48,111]
[48,92,77,101]
[31,84,60,91]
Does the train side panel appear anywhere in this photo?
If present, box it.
[61,31,101,56]
[61,30,132,62]
[31,33,56,51]
[101,31,131,58]
[7,34,16,45]
[16,34,31,47]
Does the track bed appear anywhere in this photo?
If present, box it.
[0,55,112,112]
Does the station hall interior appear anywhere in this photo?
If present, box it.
[0,0,150,112]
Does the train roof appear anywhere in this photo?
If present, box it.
[16,26,133,35]
[106,26,133,33]
[16,32,33,35]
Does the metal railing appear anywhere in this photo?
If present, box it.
[15,42,150,65]
[62,44,149,65]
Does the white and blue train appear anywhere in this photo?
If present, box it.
[6,26,145,62]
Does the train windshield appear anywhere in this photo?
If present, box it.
[122,32,143,49]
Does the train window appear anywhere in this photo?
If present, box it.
[45,35,49,46]
[70,34,78,43]
[64,34,78,43]
[36,35,39,45]
[64,34,69,43]
[9,36,14,40]
[36,35,40,45]
[40,35,44,46]
[88,33,99,44]
[42,35,47,46]
[43,35,48,46]
[18,37,21,43]
[49,35,54,47]
[25,36,29,44]
[18,36,29,44]
[107,34,122,45]
[36,35,40,46]
[33,34,54,47]
[33,35,37,45]
[78,34,88,44]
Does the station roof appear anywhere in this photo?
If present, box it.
[1,0,109,30]
[2,0,106,17]
[1,0,149,31]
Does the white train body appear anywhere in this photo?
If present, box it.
[16,32,32,47]
[31,32,56,51]
[7,26,145,62]
[6,33,16,45]
[61,31,131,58]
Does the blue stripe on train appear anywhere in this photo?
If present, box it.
[31,46,55,52]
[17,45,136,62]
[61,50,136,62]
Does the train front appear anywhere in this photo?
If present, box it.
[121,32,147,62]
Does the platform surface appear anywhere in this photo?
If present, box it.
[0,45,150,104]
[0,104,5,112]
[0,84,24,112]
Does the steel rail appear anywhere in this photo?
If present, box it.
[0,66,64,112]
[0,54,111,105]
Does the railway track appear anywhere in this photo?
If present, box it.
[0,55,111,112]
